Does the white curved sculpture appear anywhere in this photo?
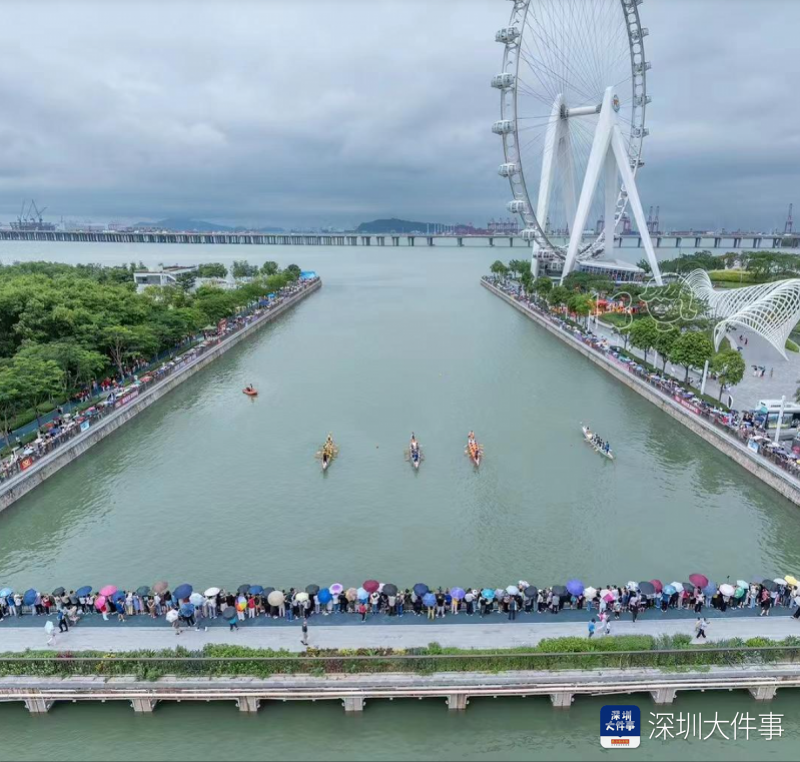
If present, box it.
[684,269,800,360]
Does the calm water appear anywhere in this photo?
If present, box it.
[0,241,799,761]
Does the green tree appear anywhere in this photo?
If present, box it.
[284,264,302,280]
[669,331,714,383]
[231,260,258,279]
[260,261,279,276]
[196,263,228,278]
[100,325,140,379]
[11,355,64,430]
[567,293,592,326]
[711,349,746,402]
[16,341,106,397]
[489,260,508,277]
[636,258,652,274]
[175,271,197,293]
[0,366,22,448]
[628,317,659,365]
[548,285,570,308]
[653,326,680,372]
[519,270,534,295]
[533,277,553,302]
[507,259,531,279]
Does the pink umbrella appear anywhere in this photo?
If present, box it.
[650,579,663,593]
[603,593,615,602]
[688,573,708,588]
[95,595,107,611]
[363,580,380,594]
[99,585,117,598]
[329,583,344,595]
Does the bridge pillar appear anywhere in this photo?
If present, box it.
[409,236,415,246]
[457,237,463,247]
[489,237,494,247]
[377,236,384,246]
[656,237,662,248]
[695,237,702,247]
[427,237,434,246]
[637,237,642,248]
[714,237,721,248]
[550,692,574,708]
[343,696,365,712]
[446,694,469,711]
[509,237,514,246]
[754,237,761,247]
[131,698,158,713]
[236,696,261,713]
[675,237,682,247]
[24,697,54,714]
[733,237,741,248]
[650,688,677,705]
[749,686,777,701]
[392,236,400,246]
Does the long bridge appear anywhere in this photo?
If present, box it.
[0,229,797,249]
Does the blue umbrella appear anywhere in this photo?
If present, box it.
[173,583,192,600]
[111,591,125,603]
[248,585,264,595]
[702,583,716,596]
[0,588,12,598]
[422,592,436,607]
[413,583,429,597]
[75,586,92,598]
[663,585,677,596]
[179,602,195,617]
[481,588,495,600]
[318,588,332,604]
[566,579,585,596]
[357,587,369,601]
[23,589,37,606]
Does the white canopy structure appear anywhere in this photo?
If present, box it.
[683,269,800,360]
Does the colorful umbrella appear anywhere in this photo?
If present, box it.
[602,593,615,602]
[785,575,799,587]
[481,588,495,600]
[689,573,708,588]
[566,579,584,596]
[99,585,117,598]
[650,580,663,593]
[329,583,344,596]
[173,584,193,600]
[450,587,465,600]
[363,580,380,594]
[267,590,284,606]
[734,586,746,598]
[345,587,358,602]
[422,592,436,607]
[736,580,748,589]
[94,595,107,611]
[318,588,332,604]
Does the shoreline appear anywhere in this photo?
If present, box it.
[480,278,800,507]
[0,278,321,513]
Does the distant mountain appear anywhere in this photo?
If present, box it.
[132,218,284,233]
[356,218,444,234]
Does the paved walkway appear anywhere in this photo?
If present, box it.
[3,614,798,653]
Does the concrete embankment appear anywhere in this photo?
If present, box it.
[0,279,321,513]
[481,279,800,507]
[3,664,798,714]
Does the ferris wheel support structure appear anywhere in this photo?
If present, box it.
[562,87,662,285]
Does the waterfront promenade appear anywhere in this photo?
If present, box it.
[1,614,799,652]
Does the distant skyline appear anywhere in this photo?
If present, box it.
[0,1,797,232]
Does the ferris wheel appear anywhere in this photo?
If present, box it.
[492,0,661,284]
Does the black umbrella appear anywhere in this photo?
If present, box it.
[383,583,398,596]
[52,587,65,597]
[682,583,696,594]
[136,586,150,596]
[222,607,237,620]
[237,584,251,595]
[524,586,538,598]
[305,584,320,595]
[638,581,656,596]
[762,579,778,592]
[551,585,569,598]
[263,587,275,597]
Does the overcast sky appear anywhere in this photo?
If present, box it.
[0,0,797,230]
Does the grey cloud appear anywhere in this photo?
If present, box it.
[0,0,796,230]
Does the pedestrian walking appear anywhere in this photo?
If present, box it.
[695,617,708,639]
[359,602,368,622]
[301,619,308,646]
[588,618,596,638]
[45,620,55,647]
[57,608,69,633]
[508,597,517,621]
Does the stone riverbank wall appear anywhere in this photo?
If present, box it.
[481,279,800,507]
[3,664,798,714]
[0,279,322,513]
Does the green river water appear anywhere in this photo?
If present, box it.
[0,242,799,760]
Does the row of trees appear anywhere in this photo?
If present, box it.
[659,250,800,280]
[0,260,302,444]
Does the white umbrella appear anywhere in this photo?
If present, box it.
[204,587,220,597]
[584,586,597,598]
[518,580,529,590]
[295,592,309,603]
[599,588,611,599]
[267,590,284,606]
[189,592,203,606]
[719,583,735,597]
[774,578,787,586]
[506,585,520,595]
[166,610,179,623]
[627,581,639,590]
[670,582,684,593]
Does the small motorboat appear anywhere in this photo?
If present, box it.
[581,424,614,460]
[243,386,258,397]
[466,432,483,467]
